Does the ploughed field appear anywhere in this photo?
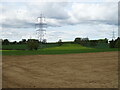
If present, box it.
[2,52,118,88]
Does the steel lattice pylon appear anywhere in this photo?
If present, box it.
[35,14,47,42]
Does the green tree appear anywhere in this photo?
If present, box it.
[42,39,47,44]
[104,38,108,43]
[58,39,62,46]
[115,37,120,48]
[115,40,120,48]
[2,39,9,45]
[22,39,26,44]
[109,39,115,48]
[74,38,81,44]
[27,39,39,50]
[12,41,17,44]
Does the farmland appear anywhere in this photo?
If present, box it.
[2,51,118,88]
[2,43,119,88]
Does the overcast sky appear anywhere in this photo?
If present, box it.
[0,0,119,42]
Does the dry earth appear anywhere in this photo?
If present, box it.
[2,52,118,88]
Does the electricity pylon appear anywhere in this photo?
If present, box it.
[112,30,115,40]
[35,14,47,42]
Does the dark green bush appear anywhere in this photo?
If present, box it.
[89,40,97,47]
[27,39,39,50]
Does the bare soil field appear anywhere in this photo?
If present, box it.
[2,52,118,88]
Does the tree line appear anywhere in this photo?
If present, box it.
[74,37,108,47]
[1,39,47,45]
[1,37,120,50]
[1,39,47,50]
[74,37,120,48]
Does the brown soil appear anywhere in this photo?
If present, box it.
[2,52,118,88]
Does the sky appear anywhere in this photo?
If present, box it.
[0,0,119,42]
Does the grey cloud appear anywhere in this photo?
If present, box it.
[1,2,118,29]
[2,19,35,28]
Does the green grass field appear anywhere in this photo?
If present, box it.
[1,44,118,55]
